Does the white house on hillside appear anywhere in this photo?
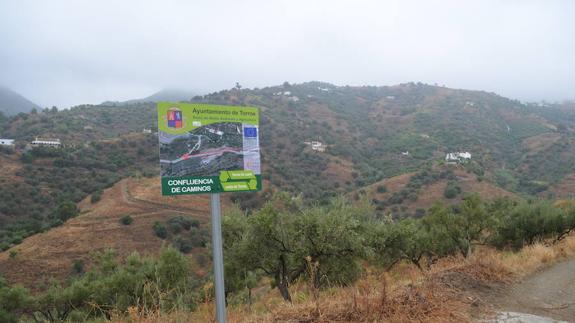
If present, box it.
[446,152,471,163]
[0,139,15,146]
[304,141,326,152]
[31,138,61,148]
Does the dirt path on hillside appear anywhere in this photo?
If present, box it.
[120,180,209,217]
[488,258,575,322]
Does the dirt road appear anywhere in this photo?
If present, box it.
[490,258,575,322]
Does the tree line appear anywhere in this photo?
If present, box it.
[222,193,575,302]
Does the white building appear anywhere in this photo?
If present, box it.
[401,151,409,156]
[304,141,326,152]
[0,139,15,146]
[142,128,152,134]
[446,152,471,164]
[31,138,61,148]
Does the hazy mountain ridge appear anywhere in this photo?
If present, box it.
[0,87,40,116]
[100,88,198,106]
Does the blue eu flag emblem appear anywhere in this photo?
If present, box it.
[244,127,257,138]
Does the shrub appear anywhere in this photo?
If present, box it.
[414,208,426,217]
[376,185,387,193]
[187,227,209,248]
[90,190,102,203]
[54,202,79,222]
[0,247,194,322]
[168,216,199,233]
[173,237,194,253]
[120,215,133,225]
[72,259,84,274]
[443,182,461,199]
[490,200,575,249]
[153,222,168,239]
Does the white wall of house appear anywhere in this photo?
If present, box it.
[31,138,61,147]
[0,139,15,146]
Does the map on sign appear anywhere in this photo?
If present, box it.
[157,103,261,195]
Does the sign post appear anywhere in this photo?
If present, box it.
[157,103,261,323]
[210,193,226,323]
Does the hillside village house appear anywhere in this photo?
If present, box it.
[0,139,15,146]
[31,138,61,148]
[304,141,326,152]
[446,152,471,164]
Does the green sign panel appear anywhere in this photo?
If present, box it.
[158,102,261,195]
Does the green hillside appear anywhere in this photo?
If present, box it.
[1,82,574,249]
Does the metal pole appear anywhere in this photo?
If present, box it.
[210,193,226,323]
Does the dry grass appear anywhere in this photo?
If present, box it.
[488,235,575,277]
[122,234,575,323]
[0,177,212,290]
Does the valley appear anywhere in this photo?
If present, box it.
[1,82,575,322]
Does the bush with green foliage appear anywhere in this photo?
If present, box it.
[91,190,103,203]
[490,200,575,249]
[443,181,461,199]
[151,216,207,253]
[0,248,198,322]
[120,215,133,225]
[53,201,79,222]
[153,222,168,239]
[0,276,31,323]
[72,259,84,275]
[168,216,199,233]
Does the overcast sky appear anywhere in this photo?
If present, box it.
[0,0,573,108]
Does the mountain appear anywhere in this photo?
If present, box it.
[0,87,40,116]
[139,88,198,102]
[2,81,575,252]
[101,88,198,106]
[2,82,575,323]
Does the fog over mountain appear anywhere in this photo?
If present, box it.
[0,0,574,108]
[0,86,40,116]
